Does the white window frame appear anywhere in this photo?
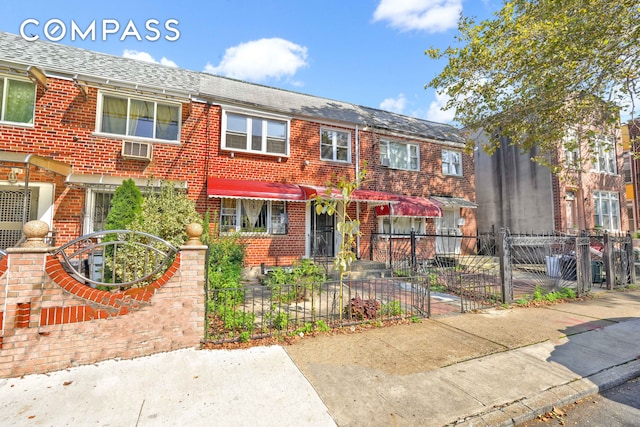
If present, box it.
[320,128,351,163]
[220,199,288,235]
[562,128,580,168]
[377,216,425,236]
[221,110,290,157]
[591,135,617,174]
[95,91,182,143]
[380,140,420,171]
[593,191,620,231]
[442,149,463,176]
[84,188,115,234]
[0,75,36,126]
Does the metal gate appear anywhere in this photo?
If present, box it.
[370,231,503,312]
[0,187,35,250]
[505,233,592,298]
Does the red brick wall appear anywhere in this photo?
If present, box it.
[1,74,476,267]
[0,246,205,379]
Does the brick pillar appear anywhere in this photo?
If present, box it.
[0,248,49,374]
[179,224,207,337]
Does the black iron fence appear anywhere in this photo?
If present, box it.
[368,229,636,305]
[205,276,446,344]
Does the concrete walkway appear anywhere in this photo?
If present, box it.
[1,290,639,426]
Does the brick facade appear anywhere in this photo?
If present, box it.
[0,38,474,268]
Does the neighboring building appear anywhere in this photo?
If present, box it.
[624,118,640,233]
[621,122,637,232]
[473,124,627,234]
[0,31,476,270]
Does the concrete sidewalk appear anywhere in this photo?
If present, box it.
[1,290,639,426]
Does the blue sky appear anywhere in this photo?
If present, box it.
[2,0,501,125]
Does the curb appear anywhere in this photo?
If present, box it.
[448,359,640,426]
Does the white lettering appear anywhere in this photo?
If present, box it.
[120,20,142,41]
[101,19,120,41]
[70,20,96,41]
[43,19,66,42]
[164,19,180,42]
[19,18,181,42]
[19,18,39,41]
[145,19,161,41]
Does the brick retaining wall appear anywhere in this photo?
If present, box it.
[0,245,206,378]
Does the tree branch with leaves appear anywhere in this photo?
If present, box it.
[426,0,639,165]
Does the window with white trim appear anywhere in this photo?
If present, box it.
[0,76,36,125]
[222,111,288,156]
[593,191,620,231]
[592,136,617,174]
[562,128,580,168]
[97,92,181,142]
[442,149,462,176]
[84,189,115,233]
[380,140,419,171]
[321,128,351,162]
[220,199,287,234]
[378,216,425,235]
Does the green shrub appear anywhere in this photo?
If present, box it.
[381,300,404,316]
[263,259,326,303]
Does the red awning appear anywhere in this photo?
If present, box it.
[300,185,403,205]
[375,196,442,218]
[207,177,307,201]
[299,185,343,200]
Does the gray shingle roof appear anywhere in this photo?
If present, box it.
[0,31,464,144]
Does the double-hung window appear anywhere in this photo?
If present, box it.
[222,111,288,156]
[321,128,351,162]
[442,149,463,176]
[562,128,580,169]
[221,199,287,234]
[84,189,115,234]
[593,191,620,231]
[592,136,617,174]
[380,140,419,171]
[98,92,181,142]
[0,76,36,125]
[378,216,425,236]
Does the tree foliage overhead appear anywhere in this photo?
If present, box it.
[426,0,639,158]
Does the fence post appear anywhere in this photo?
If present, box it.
[499,228,513,303]
[603,232,614,290]
[625,232,635,285]
[575,231,590,297]
[388,231,393,270]
[410,229,417,273]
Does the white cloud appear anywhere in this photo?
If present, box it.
[204,38,308,82]
[372,0,462,33]
[426,91,455,122]
[122,49,178,67]
[380,94,407,114]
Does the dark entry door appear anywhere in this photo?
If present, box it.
[311,202,335,257]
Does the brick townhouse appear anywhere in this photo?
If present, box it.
[0,31,476,269]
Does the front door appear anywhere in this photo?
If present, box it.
[435,208,462,254]
[0,186,38,250]
[310,201,335,257]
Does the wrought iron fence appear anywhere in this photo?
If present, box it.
[205,276,444,343]
[51,230,178,288]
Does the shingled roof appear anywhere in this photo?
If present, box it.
[0,31,465,144]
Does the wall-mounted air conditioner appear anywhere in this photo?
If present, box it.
[121,141,152,161]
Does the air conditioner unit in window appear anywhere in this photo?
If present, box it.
[380,157,390,167]
[121,141,152,161]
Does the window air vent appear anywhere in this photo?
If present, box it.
[380,157,390,167]
[121,141,152,161]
